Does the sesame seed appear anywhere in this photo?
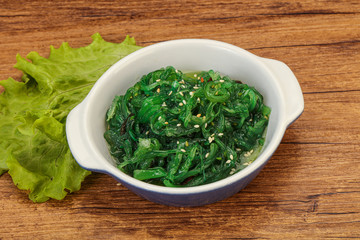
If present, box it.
[165,122,169,125]
[179,92,184,96]
[226,160,231,164]
[177,123,181,127]
[236,148,241,152]
[197,98,200,103]
[177,141,180,144]
[183,100,187,104]
[211,133,215,137]
[219,79,224,83]
[218,133,224,136]
[162,102,167,107]
[230,154,234,160]
[197,77,200,80]
[194,125,200,128]
[208,136,214,143]
[156,79,161,82]
[205,153,209,158]
[185,141,189,147]
[193,86,199,89]
[230,168,236,175]
[168,91,173,96]
[181,85,186,88]
[179,79,185,84]
[244,150,253,157]
[243,162,250,166]
[158,116,162,120]
[194,74,197,77]
[190,92,194,96]
[179,102,183,106]
[146,131,149,135]
[157,88,160,93]
[196,113,201,117]
[181,149,186,153]
[175,69,179,73]
[205,123,208,128]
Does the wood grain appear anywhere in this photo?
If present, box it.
[1,0,360,239]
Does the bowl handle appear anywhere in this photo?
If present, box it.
[260,57,304,126]
[66,103,103,171]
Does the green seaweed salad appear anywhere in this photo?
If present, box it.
[104,66,270,187]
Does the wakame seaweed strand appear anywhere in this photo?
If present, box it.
[104,66,270,187]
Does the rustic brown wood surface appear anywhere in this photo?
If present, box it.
[1,0,360,239]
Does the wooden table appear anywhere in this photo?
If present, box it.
[1,1,359,239]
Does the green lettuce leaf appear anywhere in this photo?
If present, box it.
[0,33,142,202]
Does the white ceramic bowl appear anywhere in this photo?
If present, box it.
[66,39,304,207]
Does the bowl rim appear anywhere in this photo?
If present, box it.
[71,38,291,195]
